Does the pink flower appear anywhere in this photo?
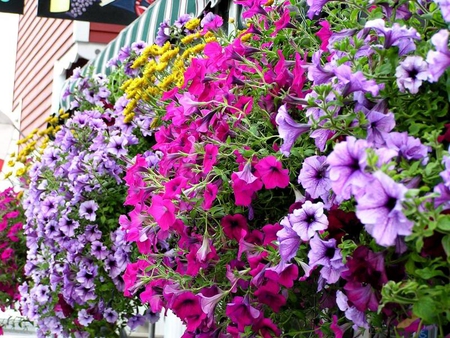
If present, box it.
[221,214,248,241]
[231,172,263,206]
[255,156,290,189]
[203,144,219,174]
[1,248,14,261]
[316,21,332,51]
[163,177,188,199]
[202,183,218,210]
[226,296,261,332]
[148,195,176,231]
[171,292,206,332]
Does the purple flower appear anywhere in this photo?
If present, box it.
[127,314,147,330]
[288,201,328,241]
[435,0,450,22]
[327,136,372,200]
[427,29,450,82]
[356,171,413,247]
[174,13,192,29]
[385,131,430,161]
[117,46,131,62]
[365,103,395,146]
[275,105,310,156]
[298,155,331,199]
[34,284,50,304]
[155,20,171,46]
[365,19,420,56]
[306,0,331,19]
[91,241,109,260]
[333,65,381,97]
[131,41,146,55]
[59,217,80,237]
[76,265,98,288]
[107,135,128,156]
[396,56,429,94]
[78,309,94,327]
[277,218,302,262]
[336,291,369,329]
[79,200,99,221]
[308,234,346,285]
[104,308,118,323]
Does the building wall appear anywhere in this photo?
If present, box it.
[13,0,75,136]
[12,0,125,136]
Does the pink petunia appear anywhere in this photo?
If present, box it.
[203,144,219,174]
[202,183,218,210]
[148,195,176,231]
[255,156,290,189]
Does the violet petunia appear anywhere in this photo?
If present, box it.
[427,29,450,82]
[435,0,450,22]
[327,136,372,200]
[275,105,310,157]
[356,171,413,247]
[277,218,302,262]
[79,200,99,222]
[298,155,331,199]
[396,56,429,94]
[289,201,328,241]
[308,234,346,286]
[385,131,430,162]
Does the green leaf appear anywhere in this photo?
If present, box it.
[413,297,437,324]
[437,216,450,232]
[415,267,446,279]
[442,235,450,258]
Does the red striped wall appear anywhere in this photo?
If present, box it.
[13,0,75,136]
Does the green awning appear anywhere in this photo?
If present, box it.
[60,0,212,110]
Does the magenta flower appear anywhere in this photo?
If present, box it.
[202,183,218,210]
[336,291,368,329]
[327,136,372,200]
[289,201,328,241]
[203,144,219,174]
[148,195,176,231]
[275,105,310,157]
[254,280,286,313]
[356,171,413,247]
[163,176,188,199]
[298,155,331,199]
[341,246,388,312]
[225,296,261,332]
[221,214,248,241]
[255,156,290,189]
[308,234,346,285]
[171,292,206,332]
[427,29,450,82]
[395,56,429,94]
[230,172,263,206]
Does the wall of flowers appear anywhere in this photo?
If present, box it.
[1,0,450,337]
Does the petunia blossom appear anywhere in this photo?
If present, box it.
[427,29,450,82]
[275,105,310,157]
[356,171,413,247]
[298,155,331,199]
[395,56,429,94]
[288,201,328,241]
[255,156,290,189]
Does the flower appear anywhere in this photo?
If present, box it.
[396,56,429,94]
[221,214,248,241]
[254,156,290,189]
[427,29,450,82]
[308,234,346,286]
[225,296,261,332]
[327,137,372,200]
[275,105,310,156]
[356,171,413,247]
[288,201,328,241]
[298,155,331,199]
[79,200,99,221]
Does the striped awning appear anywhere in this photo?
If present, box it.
[60,0,217,110]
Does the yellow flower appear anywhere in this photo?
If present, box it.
[185,18,201,31]
[3,172,12,179]
[7,160,15,167]
[241,33,252,42]
[124,112,135,123]
[181,32,201,44]
[156,61,169,71]
[265,0,274,5]
[60,113,70,119]
[16,167,26,177]
[17,191,23,200]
